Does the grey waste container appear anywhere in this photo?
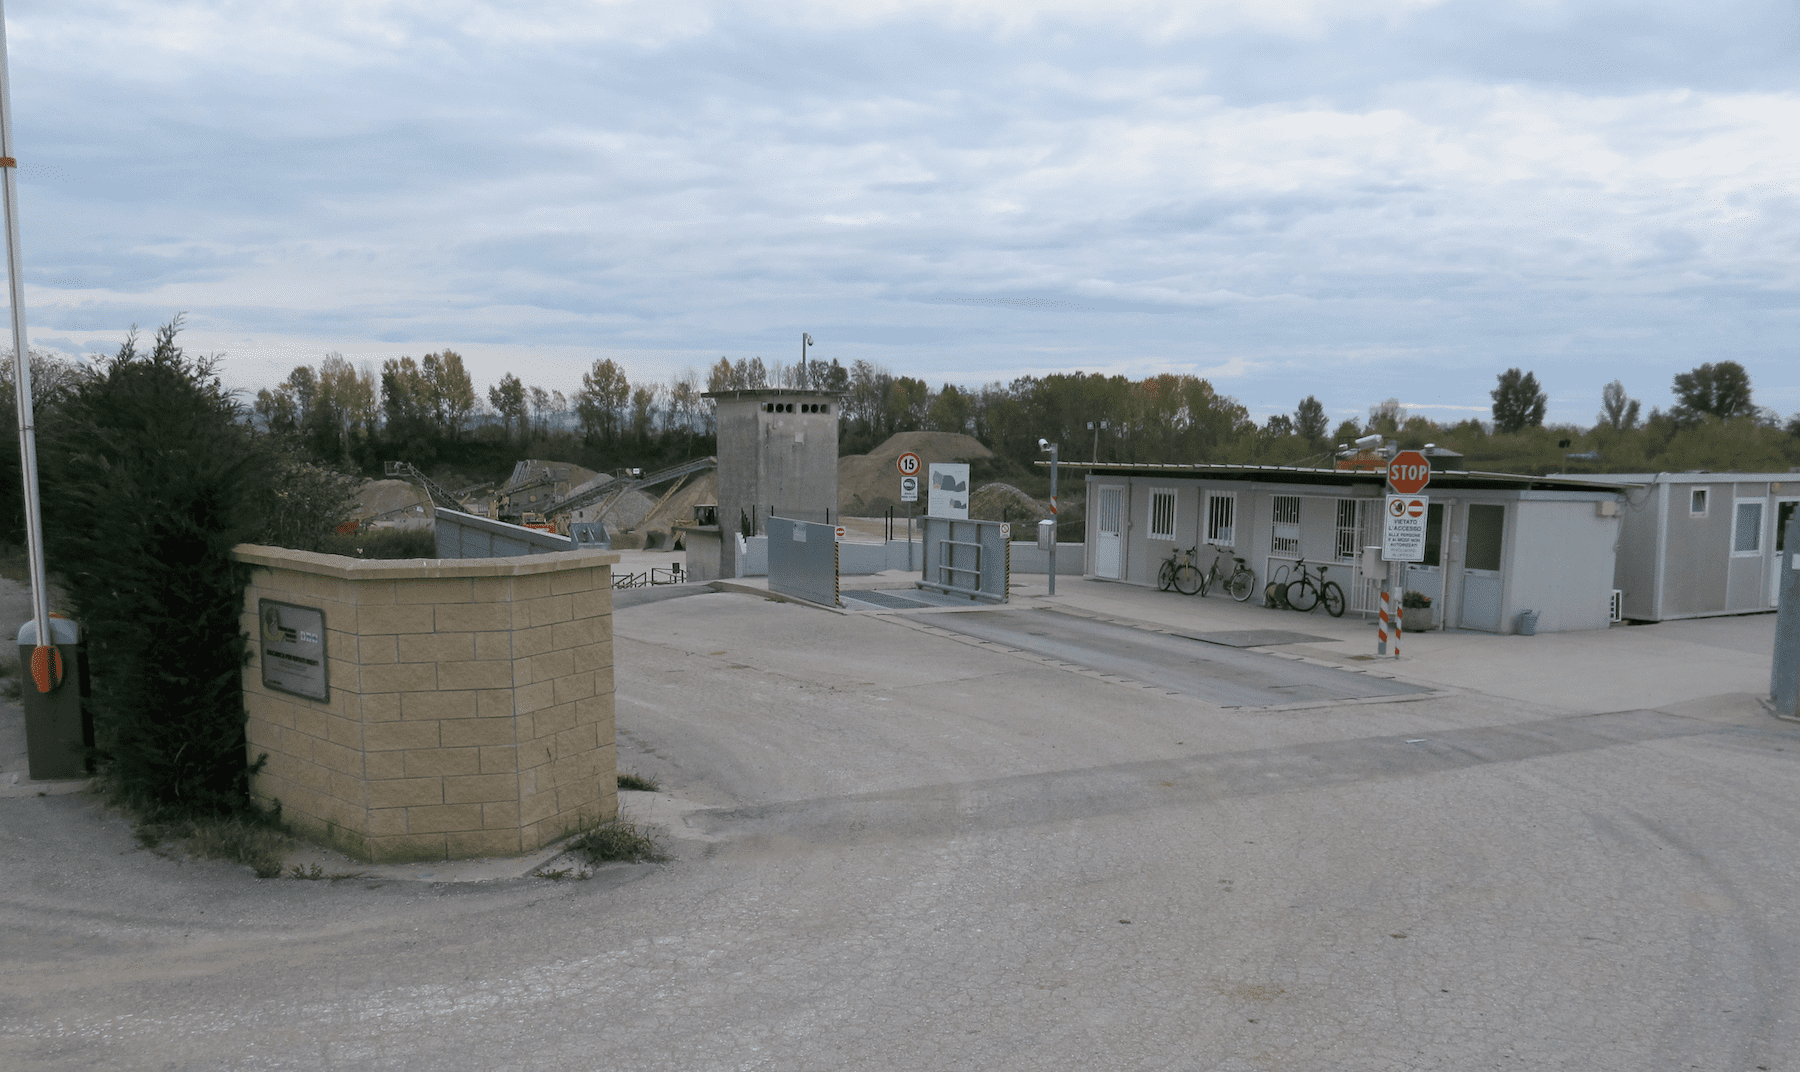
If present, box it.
[1516,609,1539,636]
[1037,519,1056,552]
[18,617,92,780]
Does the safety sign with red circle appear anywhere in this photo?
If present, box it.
[1382,495,1429,562]
[896,452,921,476]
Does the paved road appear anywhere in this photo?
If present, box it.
[919,606,1430,705]
[3,591,1798,1071]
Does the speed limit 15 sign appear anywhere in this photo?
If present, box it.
[1387,450,1431,494]
[896,451,922,477]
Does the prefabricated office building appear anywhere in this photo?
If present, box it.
[1610,472,1800,622]
[1077,463,1627,634]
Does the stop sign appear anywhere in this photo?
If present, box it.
[1387,450,1431,494]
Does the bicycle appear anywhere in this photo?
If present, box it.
[1282,558,1345,617]
[1197,547,1257,601]
[1158,546,1204,595]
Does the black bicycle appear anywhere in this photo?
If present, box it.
[1158,545,1204,595]
[1283,558,1346,617]
[1198,548,1257,601]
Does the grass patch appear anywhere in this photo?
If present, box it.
[531,866,590,881]
[316,528,437,560]
[567,818,665,866]
[131,806,297,879]
[617,771,661,792]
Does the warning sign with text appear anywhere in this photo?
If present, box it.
[1383,495,1428,562]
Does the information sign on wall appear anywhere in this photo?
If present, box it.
[928,463,970,519]
[1382,495,1428,562]
[259,599,329,701]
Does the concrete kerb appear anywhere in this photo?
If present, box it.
[267,788,706,883]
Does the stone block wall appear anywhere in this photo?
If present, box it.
[232,545,618,862]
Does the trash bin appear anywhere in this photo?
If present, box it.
[1516,609,1539,636]
[1036,519,1056,552]
[18,617,92,780]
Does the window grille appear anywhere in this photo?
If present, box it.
[1271,495,1301,557]
[1206,493,1236,546]
[1149,489,1176,541]
[1335,499,1359,560]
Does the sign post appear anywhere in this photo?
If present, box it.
[897,453,921,567]
[1381,451,1432,657]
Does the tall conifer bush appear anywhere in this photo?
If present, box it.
[40,319,277,811]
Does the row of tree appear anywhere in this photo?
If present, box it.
[236,348,1799,487]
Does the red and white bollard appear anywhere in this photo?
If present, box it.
[1378,583,1390,655]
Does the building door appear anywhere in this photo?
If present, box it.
[1403,503,1448,620]
[1459,503,1505,631]
[1095,485,1125,579]
[1772,498,1800,606]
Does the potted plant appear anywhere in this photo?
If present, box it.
[1400,590,1433,631]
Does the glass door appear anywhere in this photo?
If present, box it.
[1772,498,1799,606]
[1095,485,1125,579]
[1458,503,1505,631]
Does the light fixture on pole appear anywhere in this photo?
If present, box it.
[1087,420,1109,463]
[799,333,813,390]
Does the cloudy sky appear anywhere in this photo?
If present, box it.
[7,0,1798,427]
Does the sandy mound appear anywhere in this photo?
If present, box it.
[968,482,1051,524]
[352,479,431,521]
[839,431,995,516]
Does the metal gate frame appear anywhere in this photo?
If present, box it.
[919,516,1010,604]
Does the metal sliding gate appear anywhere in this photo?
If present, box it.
[767,516,841,607]
[919,517,1010,604]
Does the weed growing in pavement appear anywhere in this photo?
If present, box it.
[568,818,665,866]
[616,771,661,792]
[532,866,591,881]
[288,863,368,882]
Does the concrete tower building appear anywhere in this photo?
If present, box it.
[705,388,841,577]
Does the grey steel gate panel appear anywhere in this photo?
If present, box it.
[919,517,1010,604]
[767,516,840,606]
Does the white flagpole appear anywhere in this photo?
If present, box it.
[0,0,53,666]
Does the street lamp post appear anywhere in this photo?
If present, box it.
[799,333,813,389]
[1040,438,1059,595]
[1087,420,1109,463]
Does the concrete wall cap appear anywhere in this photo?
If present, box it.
[231,543,619,580]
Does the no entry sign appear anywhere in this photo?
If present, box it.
[1387,450,1431,494]
[1383,495,1429,561]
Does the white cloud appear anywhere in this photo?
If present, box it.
[7,0,1799,425]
